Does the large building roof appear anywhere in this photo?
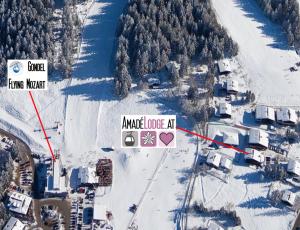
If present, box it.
[3,217,25,230]
[223,131,239,146]
[8,192,32,215]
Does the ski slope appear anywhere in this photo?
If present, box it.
[212,0,300,106]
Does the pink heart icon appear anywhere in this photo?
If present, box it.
[159,132,174,146]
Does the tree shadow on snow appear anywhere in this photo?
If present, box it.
[234,0,292,50]
[61,78,118,101]
[239,196,272,209]
[72,0,128,79]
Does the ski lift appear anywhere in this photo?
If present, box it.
[125,132,135,146]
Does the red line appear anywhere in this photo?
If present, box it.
[28,91,56,161]
[176,126,250,155]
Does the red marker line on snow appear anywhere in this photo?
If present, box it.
[176,126,250,155]
[28,91,56,161]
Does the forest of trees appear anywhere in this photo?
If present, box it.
[0,0,55,83]
[256,0,300,46]
[60,0,81,78]
[114,0,238,98]
[0,0,82,82]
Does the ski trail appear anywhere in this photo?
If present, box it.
[127,149,170,230]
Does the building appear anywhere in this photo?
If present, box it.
[217,59,231,75]
[8,192,32,216]
[96,159,113,187]
[220,157,233,171]
[276,108,297,125]
[219,102,232,118]
[244,148,264,166]
[223,132,239,146]
[281,191,296,206]
[248,128,269,150]
[45,158,67,197]
[226,79,239,94]
[147,78,160,89]
[255,105,275,123]
[3,217,25,230]
[287,159,300,176]
[206,152,222,168]
[78,166,98,185]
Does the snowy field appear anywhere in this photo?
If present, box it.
[212,0,300,106]
[0,0,299,229]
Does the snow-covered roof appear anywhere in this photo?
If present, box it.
[147,78,160,85]
[255,105,275,121]
[93,203,107,221]
[46,158,66,194]
[226,79,239,92]
[287,159,300,176]
[217,59,231,74]
[248,128,269,148]
[282,191,296,206]
[8,192,32,215]
[53,158,62,190]
[244,148,264,163]
[219,102,232,116]
[276,108,297,124]
[79,167,98,184]
[207,152,221,167]
[220,157,232,170]
[3,217,25,230]
[223,131,239,146]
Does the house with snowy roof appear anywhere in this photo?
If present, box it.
[282,191,296,206]
[244,148,264,166]
[287,159,300,176]
[217,59,231,75]
[206,152,222,168]
[255,105,275,123]
[226,79,239,94]
[219,102,232,118]
[248,128,269,150]
[276,108,297,125]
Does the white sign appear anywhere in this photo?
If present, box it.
[121,115,176,148]
[7,59,48,91]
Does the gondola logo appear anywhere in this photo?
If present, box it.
[8,61,23,76]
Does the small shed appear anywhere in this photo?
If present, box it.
[206,152,222,168]
[226,79,239,94]
[255,105,275,123]
[223,132,239,146]
[287,159,300,176]
[244,148,264,166]
[276,108,297,125]
[217,59,231,75]
[219,102,232,118]
[248,128,269,150]
[282,191,296,206]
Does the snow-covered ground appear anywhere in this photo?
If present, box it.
[0,0,299,229]
[212,0,300,106]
